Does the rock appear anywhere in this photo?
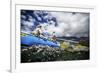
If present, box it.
[21,44,89,63]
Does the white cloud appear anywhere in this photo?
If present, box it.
[49,12,89,37]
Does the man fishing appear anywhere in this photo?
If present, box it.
[32,25,44,37]
[51,31,56,41]
[32,25,57,42]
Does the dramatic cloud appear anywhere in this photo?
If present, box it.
[21,10,89,37]
[45,12,89,37]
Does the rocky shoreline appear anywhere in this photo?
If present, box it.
[21,45,89,63]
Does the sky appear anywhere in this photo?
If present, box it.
[21,10,90,37]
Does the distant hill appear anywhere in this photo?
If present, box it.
[57,36,89,47]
